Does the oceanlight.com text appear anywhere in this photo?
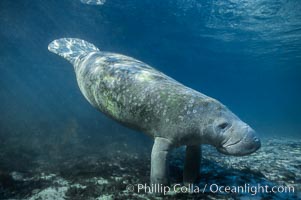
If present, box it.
[126,183,295,196]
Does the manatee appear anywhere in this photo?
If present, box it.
[48,38,261,185]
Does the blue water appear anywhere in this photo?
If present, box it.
[0,0,301,198]
[1,0,300,140]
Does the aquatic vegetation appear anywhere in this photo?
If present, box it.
[0,138,300,199]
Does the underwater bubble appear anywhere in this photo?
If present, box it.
[80,0,106,6]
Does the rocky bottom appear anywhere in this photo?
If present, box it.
[0,137,300,200]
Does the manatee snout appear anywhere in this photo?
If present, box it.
[217,124,261,156]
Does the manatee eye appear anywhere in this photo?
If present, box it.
[218,122,229,130]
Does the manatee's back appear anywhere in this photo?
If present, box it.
[75,51,184,133]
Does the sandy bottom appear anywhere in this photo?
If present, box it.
[0,137,300,199]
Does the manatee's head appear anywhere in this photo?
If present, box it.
[213,117,261,156]
[201,99,261,156]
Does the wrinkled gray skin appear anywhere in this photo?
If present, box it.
[48,38,261,185]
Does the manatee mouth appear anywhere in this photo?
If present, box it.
[217,131,261,156]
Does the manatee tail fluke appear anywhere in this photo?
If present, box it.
[48,38,100,64]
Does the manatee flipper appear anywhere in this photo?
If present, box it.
[80,0,106,5]
[48,38,100,65]
[151,137,173,185]
[183,145,201,184]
